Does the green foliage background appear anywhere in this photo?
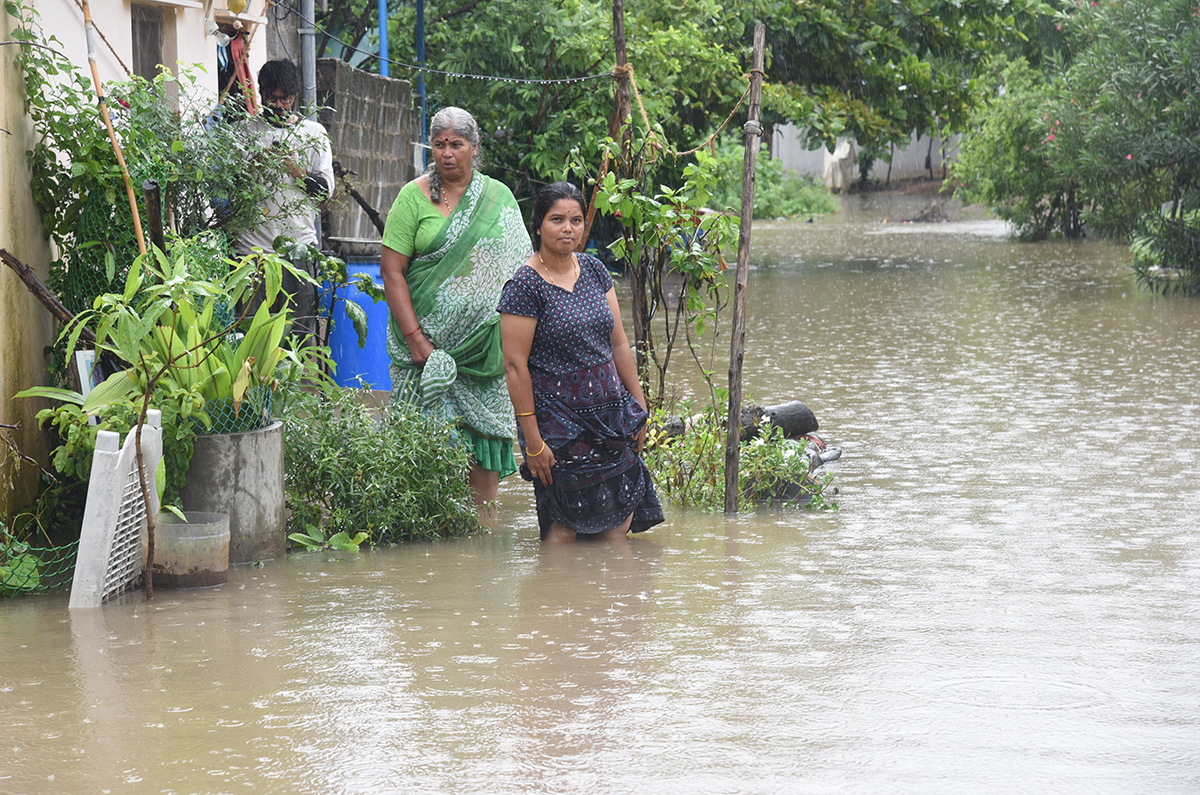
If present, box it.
[316,0,1045,197]
[952,0,1200,292]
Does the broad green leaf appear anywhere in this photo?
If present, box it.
[287,532,320,549]
[327,531,355,550]
[345,300,369,349]
[14,386,86,405]
[263,256,283,307]
[155,457,167,503]
[123,255,142,302]
[82,369,139,411]
[350,273,383,302]
[63,314,93,362]
[262,309,286,361]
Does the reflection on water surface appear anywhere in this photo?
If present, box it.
[3,194,1199,793]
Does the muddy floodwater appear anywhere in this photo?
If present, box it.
[4,193,1200,793]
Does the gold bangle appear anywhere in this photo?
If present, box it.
[515,411,534,417]
[527,440,546,457]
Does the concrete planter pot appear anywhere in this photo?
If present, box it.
[179,420,285,564]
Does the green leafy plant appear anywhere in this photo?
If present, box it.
[287,524,369,552]
[3,417,89,546]
[273,236,381,352]
[570,126,838,512]
[0,531,42,596]
[954,0,1200,285]
[707,134,839,220]
[17,241,329,515]
[574,128,737,404]
[643,402,836,511]
[951,55,1085,241]
[277,386,480,547]
[1130,211,1200,296]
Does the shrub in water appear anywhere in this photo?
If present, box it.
[643,403,836,511]
[278,388,480,546]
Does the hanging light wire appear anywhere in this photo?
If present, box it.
[280,2,612,86]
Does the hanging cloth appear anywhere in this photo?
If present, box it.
[230,31,258,114]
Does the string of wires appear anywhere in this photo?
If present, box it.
[272,1,612,86]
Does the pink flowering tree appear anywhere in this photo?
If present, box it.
[953,0,1200,292]
[952,55,1084,240]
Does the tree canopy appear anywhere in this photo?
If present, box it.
[952,0,1200,292]
[315,0,1049,194]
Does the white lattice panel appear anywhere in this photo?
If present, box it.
[70,412,163,609]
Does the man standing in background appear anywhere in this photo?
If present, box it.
[235,58,334,341]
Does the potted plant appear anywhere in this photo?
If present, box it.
[19,239,332,586]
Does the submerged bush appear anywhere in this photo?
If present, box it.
[643,403,836,511]
[278,388,480,546]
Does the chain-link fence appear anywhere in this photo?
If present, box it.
[1,526,79,597]
[200,384,273,435]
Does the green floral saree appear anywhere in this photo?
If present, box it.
[386,173,529,475]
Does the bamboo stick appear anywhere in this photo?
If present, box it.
[80,0,146,256]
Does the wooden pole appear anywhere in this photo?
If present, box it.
[609,0,631,140]
[142,181,166,254]
[723,24,766,515]
[80,0,145,256]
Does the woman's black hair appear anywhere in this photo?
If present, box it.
[530,181,586,251]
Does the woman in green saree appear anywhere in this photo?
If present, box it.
[380,107,530,507]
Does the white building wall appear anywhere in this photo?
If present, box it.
[773,124,961,186]
[2,0,272,516]
[39,0,270,99]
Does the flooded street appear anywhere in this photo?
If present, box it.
[4,193,1200,793]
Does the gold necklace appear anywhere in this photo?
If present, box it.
[537,250,578,287]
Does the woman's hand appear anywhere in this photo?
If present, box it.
[607,287,650,456]
[525,436,556,486]
[381,245,427,366]
[405,330,435,367]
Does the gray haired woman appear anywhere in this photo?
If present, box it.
[380,107,530,509]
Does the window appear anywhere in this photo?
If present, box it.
[131,4,164,82]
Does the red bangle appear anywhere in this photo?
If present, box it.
[402,326,422,338]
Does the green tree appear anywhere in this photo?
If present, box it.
[1051,0,1200,244]
[751,0,1053,157]
[316,0,1049,193]
[953,0,1200,291]
[363,0,746,198]
[951,55,1083,240]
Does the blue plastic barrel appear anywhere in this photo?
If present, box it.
[323,258,393,390]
